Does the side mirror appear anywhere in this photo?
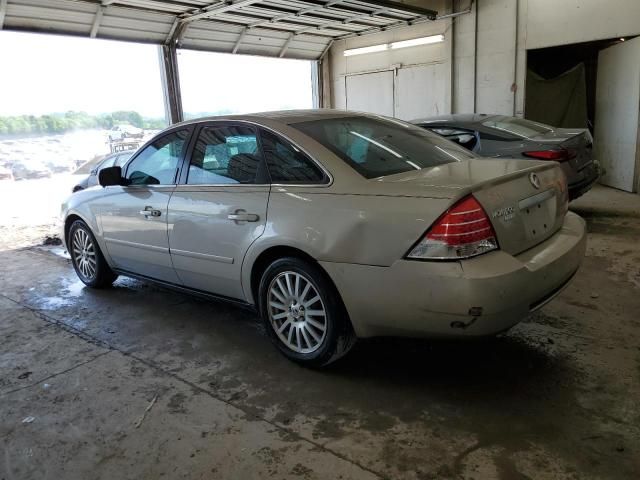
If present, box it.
[99,166,124,187]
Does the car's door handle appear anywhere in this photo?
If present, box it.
[139,206,161,217]
[228,209,259,223]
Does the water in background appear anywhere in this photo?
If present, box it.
[0,129,111,174]
[0,129,128,250]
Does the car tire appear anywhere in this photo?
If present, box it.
[68,220,118,288]
[258,257,356,367]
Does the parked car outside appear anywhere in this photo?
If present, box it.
[72,151,133,192]
[12,160,52,180]
[412,114,600,200]
[108,124,144,142]
[0,165,14,181]
[44,158,74,174]
[62,110,586,366]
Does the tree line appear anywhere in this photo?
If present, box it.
[0,111,167,136]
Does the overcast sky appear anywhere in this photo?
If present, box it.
[0,31,313,118]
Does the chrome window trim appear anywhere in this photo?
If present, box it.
[172,183,330,189]
[117,183,176,191]
[172,184,270,190]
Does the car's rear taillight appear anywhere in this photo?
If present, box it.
[523,148,575,162]
[407,196,498,260]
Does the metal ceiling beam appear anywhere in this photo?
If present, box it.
[247,0,342,29]
[292,8,394,35]
[90,4,106,38]
[335,13,436,39]
[232,26,248,53]
[181,0,262,24]
[347,0,436,19]
[187,9,361,38]
[236,5,369,33]
[166,16,190,46]
[0,0,8,30]
[278,33,295,57]
[165,17,180,44]
[244,3,405,31]
[319,38,333,60]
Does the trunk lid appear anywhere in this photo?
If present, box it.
[529,128,594,171]
[372,158,569,255]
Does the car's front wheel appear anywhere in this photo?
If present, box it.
[258,257,356,367]
[68,220,118,288]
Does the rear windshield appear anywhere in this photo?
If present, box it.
[482,116,553,139]
[292,116,474,179]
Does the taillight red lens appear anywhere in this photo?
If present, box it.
[407,196,498,260]
[523,149,569,162]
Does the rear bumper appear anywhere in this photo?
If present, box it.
[568,160,600,200]
[321,212,587,338]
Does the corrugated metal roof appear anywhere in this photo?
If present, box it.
[0,0,438,59]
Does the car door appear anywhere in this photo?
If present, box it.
[168,122,269,300]
[100,127,192,283]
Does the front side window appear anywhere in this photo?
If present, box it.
[260,129,326,184]
[187,125,261,185]
[126,129,189,185]
[293,116,474,179]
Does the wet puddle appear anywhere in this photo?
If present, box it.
[32,277,87,310]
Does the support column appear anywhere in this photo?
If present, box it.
[318,40,333,108]
[158,44,184,125]
[311,61,320,108]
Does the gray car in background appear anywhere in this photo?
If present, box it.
[412,114,600,200]
[72,151,133,192]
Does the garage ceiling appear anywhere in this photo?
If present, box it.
[0,0,438,59]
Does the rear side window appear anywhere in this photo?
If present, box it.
[187,125,261,184]
[293,116,474,179]
[260,129,326,184]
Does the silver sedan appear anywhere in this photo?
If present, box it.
[61,110,586,366]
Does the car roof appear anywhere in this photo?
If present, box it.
[174,109,380,128]
[411,113,500,126]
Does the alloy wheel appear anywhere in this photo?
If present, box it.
[72,227,97,281]
[267,271,327,354]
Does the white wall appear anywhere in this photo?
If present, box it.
[327,0,451,115]
[452,0,476,113]
[475,0,518,115]
[526,0,640,50]
[325,0,640,118]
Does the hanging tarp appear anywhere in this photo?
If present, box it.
[525,63,588,128]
